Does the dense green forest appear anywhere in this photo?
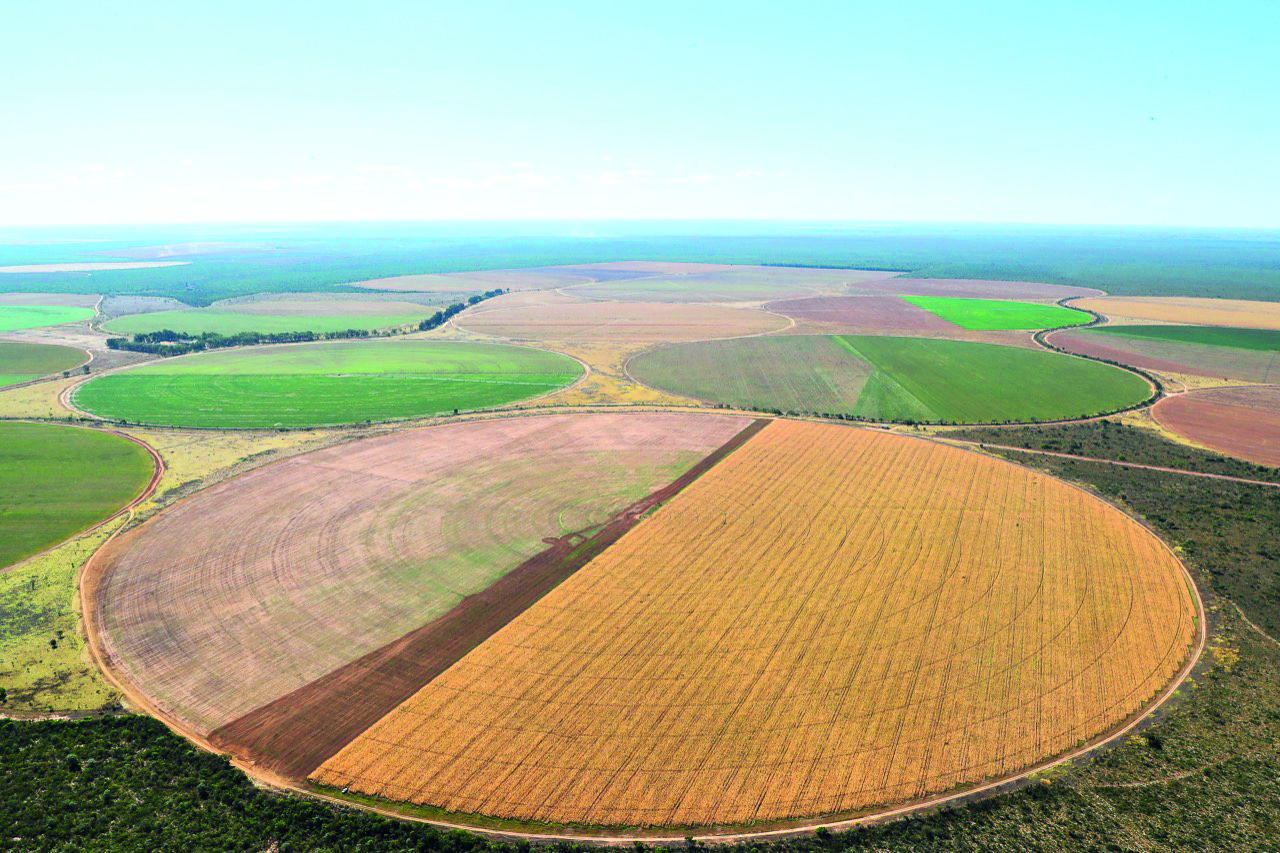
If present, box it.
[2,224,1279,304]
[3,422,1278,850]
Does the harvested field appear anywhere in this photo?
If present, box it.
[766,295,960,334]
[315,421,1197,829]
[457,300,789,342]
[629,335,1151,422]
[458,289,586,315]
[1154,386,1280,467]
[0,292,99,308]
[94,413,751,736]
[209,420,769,779]
[1072,296,1280,330]
[851,278,1100,300]
[1051,327,1280,383]
[354,269,594,293]
[570,266,892,304]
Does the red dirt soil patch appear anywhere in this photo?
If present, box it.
[766,295,961,333]
[208,418,771,781]
[458,300,789,342]
[92,413,751,736]
[1154,386,1280,467]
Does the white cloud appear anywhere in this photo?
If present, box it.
[292,174,334,185]
[484,172,551,188]
[243,178,285,190]
[735,169,764,179]
[355,165,401,173]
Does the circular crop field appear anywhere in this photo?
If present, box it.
[0,303,96,331]
[89,414,1198,835]
[0,340,88,388]
[628,334,1152,423]
[0,422,154,569]
[72,340,583,428]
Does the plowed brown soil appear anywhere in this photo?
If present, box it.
[457,300,789,342]
[1154,386,1280,466]
[208,419,770,780]
[94,413,751,735]
[766,295,959,333]
[852,278,1099,299]
[316,421,1197,829]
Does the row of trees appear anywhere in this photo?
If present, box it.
[417,288,505,332]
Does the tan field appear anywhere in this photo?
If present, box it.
[457,300,790,342]
[1074,296,1280,330]
[315,421,1197,828]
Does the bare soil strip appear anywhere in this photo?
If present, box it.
[207,418,772,781]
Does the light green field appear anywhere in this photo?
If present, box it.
[74,340,583,428]
[0,305,96,331]
[629,334,1151,422]
[0,422,154,570]
[103,307,433,336]
[902,295,1091,330]
[0,341,88,388]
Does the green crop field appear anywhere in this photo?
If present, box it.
[102,307,434,337]
[629,334,1151,422]
[73,340,583,428]
[901,295,1091,330]
[0,423,153,570]
[1086,324,1280,351]
[0,304,95,331]
[0,341,87,388]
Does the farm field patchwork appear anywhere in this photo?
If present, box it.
[92,413,752,735]
[766,295,962,334]
[72,340,583,428]
[102,298,438,336]
[1153,385,1280,467]
[1072,296,1280,329]
[1051,326,1280,383]
[0,340,87,387]
[0,304,96,331]
[848,278,1100,300]
[314,420,1197,828]
[569,265,894,303]
[0,422,153,570]
[628,335,1151,422]
[900,295,1091,330]
[457,299,789,341]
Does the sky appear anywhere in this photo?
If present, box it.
[2,1,1277,227]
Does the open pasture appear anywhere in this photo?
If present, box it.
[73,340,582,428]
[1154,385,1280,467]
[316,420,1197,829]
[901,295,1091,330]
[457,299,789,342]
[629,334,1151,422]
[0,422,153,570]
[1072,296,1280,330]
[92,413,750,736]
[1051,326,1280,383]
[0,304,96,331]
[102,296,437,336]
[0,341,87,388]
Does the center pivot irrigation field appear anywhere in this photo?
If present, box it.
[0,340,87,387]
[628,335,1151,423]
[0,422,154,570]
[0,303,96,331]
[72,340,583,428]
[899,295,1091,330]
[1051,325,1280,383]
[312,420,1197,828]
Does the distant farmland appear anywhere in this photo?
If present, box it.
[901,295,1091,330]
[102,298,437,336]
[0,304,95,331]
[628,334,1152,422]
[314,421,1197,828]
[72,340,583,428]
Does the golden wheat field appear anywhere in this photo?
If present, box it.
[313,420,1197,828]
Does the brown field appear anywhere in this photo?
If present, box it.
[464,289,587,315]
[94,413,750,735]
[1050,329,1279,383]
[314,421,1197,829]
[0,292,100,308]
[213,297,434,317]
[567,266,896,304]
[851,278,1100,300]
[1073,296,1280,330]
[456,300,790,342]
[1153,385,1280,467]
[767,295,961,333]
[353,269,595,293]
[209,420,769,779]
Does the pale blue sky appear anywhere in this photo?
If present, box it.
[2,1,1276,226]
